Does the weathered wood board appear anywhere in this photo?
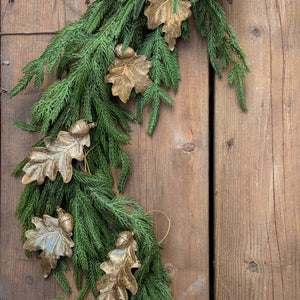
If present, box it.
[124,20,210,299]
[0,1,209,299]
[215,0,300,299]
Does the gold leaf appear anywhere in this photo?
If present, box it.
[144,0,192,50]
[22,120,96,185]
[97,231,141,300]
[23,207,74,278]
[106,44,153,103]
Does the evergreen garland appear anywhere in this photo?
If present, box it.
[11,0,249,299]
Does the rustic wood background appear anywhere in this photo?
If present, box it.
[1,0,299,299]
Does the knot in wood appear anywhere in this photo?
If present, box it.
[226,138,234,148]
[247,261,258,273]
[182,143,196,152]
[164,263,174,275]
[252,28,261,37]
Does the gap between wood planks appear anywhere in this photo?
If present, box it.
[209,63,215,300]
[0,0,2,198]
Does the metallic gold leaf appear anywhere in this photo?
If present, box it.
[96,232,141,300]
[106,44,153,103]
[144,0,192,50]
[22,120,96,185]
[23,207,74,278]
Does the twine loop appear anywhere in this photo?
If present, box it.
[147,210,171,244]
[83,142,100,175]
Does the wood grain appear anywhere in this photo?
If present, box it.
[0,2,210,300]
[214,0,300,299]
[1,0,87,33]
[124,20,210,299]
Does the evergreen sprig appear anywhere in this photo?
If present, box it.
[53,267,72,295]
[192,0,250,110]
[138,26,180,134]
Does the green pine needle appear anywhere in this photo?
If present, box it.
[53,267,72,294]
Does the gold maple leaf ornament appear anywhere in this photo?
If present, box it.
[106,44,153,103]
[23,207,74,278]
[97,231,141,300]
[22,120,96,185]
[144,0,192,50]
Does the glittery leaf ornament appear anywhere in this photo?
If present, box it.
[96,231,141,300]
[23,207,74,278]
[144,0,192,50]
[106,44,153,103]
[22,120,96,185]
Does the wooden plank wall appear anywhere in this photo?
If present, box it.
[0,1,209,299]
[124,20,209,299]
[1,0,300,300]
[215,0,300,299]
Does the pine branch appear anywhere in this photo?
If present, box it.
[133,0,148,20]
[53,267,72,294]
[58,258,70,272]
[12,139,44,177]
[172,0,180,13]
[138,26,180,134]
[75,280,90,300]
[192,0,250,110]
[12,157,30,177]
[13,121,41,133]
